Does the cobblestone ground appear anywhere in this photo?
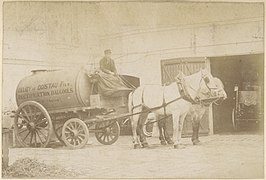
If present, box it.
[9,132,264,179]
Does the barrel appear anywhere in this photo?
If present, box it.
[16,69,140,112]
[16,69,91,111]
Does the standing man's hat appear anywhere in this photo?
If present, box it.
[104,49,112,54]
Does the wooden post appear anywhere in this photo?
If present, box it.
[205,58,214,135]
[2,129,10,169]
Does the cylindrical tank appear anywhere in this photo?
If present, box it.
[16,69,91,111]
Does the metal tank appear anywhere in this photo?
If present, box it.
[16,69,91,111]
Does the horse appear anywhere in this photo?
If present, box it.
[156,77,227,145]
[190,77,227,145]
[128,68,223,149]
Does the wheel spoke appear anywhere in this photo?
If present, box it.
[36,130,44,145]
[77,135,84,141]
[79,132,85,138]
[35,119,45,126]
[30,132,33,145]
[69,123,75,130]
[21,108,31,122]
[18,114,30,124]
[18,128,28,134]
[66,126,74,132]
[78,129,85,133]
[22,131,31,142]
[34,132,37,147]
[27,106,33,121]
[76,139,80,145]
[66,136,72,141]
[103,135,107,142]
[38,129,48,140]
[35,112,43,122]
[32,106,40,121]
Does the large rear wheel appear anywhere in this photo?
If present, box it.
[14,101,53,148]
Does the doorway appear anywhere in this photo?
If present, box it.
[210,54,264,133]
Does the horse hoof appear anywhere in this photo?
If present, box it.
[166,140,174,145]
[192,139,201,145]
[174,144,185,149]
[142,142,149,148]
[161,141,167,145]
[134,144,141,149]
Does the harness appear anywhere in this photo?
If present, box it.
[131,76,196,116]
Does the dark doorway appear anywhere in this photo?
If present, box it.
[210,54,264,133]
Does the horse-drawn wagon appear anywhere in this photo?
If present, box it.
[14,69,139,149]
[232,83,263,131]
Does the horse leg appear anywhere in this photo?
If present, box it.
[191,116,200,145]
[158,116,167,145]
[131,108,142,149]
[172,111,181,149]
[174,113,186,149]
[139,112,149,148]
[164,116,174,144]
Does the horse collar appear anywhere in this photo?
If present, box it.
[176,79,197,104]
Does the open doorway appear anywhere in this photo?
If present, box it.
[210,54,264,133]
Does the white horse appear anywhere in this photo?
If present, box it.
[128,68,222,149]
[143,77,227,145]
[190,77,227,145]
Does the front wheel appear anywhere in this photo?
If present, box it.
[62,118,89,149]
[95,121,120,145]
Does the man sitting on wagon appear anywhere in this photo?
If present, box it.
[100,49,117,75]
[92,49,134,96]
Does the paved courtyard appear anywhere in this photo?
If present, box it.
[8,133,264,179]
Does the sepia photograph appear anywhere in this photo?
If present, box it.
[1,1,264,179]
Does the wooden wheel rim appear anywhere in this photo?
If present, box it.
[14,101,52,148]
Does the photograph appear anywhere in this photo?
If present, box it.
[1,1,264,179]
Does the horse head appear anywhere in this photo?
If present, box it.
[197,69,227,105]
[212,77,227,105]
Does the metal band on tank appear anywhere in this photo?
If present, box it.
[75,70,88,107]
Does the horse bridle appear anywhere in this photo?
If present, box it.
[184,71,222,106]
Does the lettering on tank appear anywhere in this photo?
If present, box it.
[17,81,74,100]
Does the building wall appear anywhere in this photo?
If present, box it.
[100,3,263,84]
[2,2,264,111]
[3,2,103,110]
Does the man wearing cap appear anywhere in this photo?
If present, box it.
[99,49,117,75]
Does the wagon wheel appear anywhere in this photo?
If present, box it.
[232,108,239,131]
[52,122,65,145]
[62,118,89,149]
[14,101,53,148]
[143,119,154,137]
[95,121,120,145]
